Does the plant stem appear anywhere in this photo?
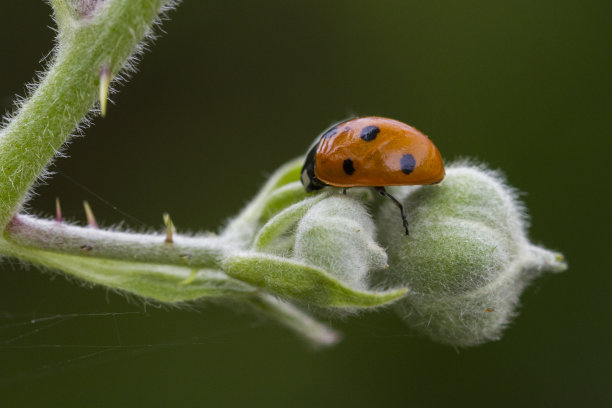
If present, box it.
[5,214,227,269]
[0,1,348,347]
[0,0,171,229]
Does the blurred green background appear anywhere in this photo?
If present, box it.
[1,1,610,406]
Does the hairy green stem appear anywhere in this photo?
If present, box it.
[0,0,170,228]
[6,214,226,269]
[0,0,355,347]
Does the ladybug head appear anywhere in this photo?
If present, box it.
[301,140,326,192]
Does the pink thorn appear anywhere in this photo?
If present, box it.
[83,201,98,229]
[55,197,62,223]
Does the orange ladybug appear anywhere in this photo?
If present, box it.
[301,116,445,235]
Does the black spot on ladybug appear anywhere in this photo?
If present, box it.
[400,154,416,175]
[360,125,380,142]
[343,158,355,175]
[321,126,338,139]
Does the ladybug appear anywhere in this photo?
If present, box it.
[301,116,445,235]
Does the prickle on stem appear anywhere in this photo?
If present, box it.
[55,197,62,223]
[163,213,175,244]
[99,64,111,118]
[83,201,98,229]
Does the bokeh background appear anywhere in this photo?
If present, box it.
[1,1,610,406]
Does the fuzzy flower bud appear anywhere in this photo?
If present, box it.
[376,163,566,346]
[224,194,405,308]
[294,196,388,290]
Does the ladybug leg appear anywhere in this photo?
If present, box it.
[342,188,347,195]
[375,187,409,236]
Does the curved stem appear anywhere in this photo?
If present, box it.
[0,2,349,347]
[0,0,171,228]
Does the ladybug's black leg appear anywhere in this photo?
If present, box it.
[375,187,409,236]
[342,188,347,195]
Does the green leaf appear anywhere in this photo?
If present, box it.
[253,193,328,252]
[247,293,341,347]
[222,158,304,245]
[223,252,407,308]
[258,182,310,224]
[8,245,254,303]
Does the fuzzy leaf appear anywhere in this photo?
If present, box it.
[222,158,304,245]
[223,252,407,308]
[253,194,329,253]
[6,245,255,302]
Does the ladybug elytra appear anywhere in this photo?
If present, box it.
[301,116,445,235]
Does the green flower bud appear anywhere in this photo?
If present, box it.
[294,196,388,290]
[376,163,566,346]
[224,195,406,309]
